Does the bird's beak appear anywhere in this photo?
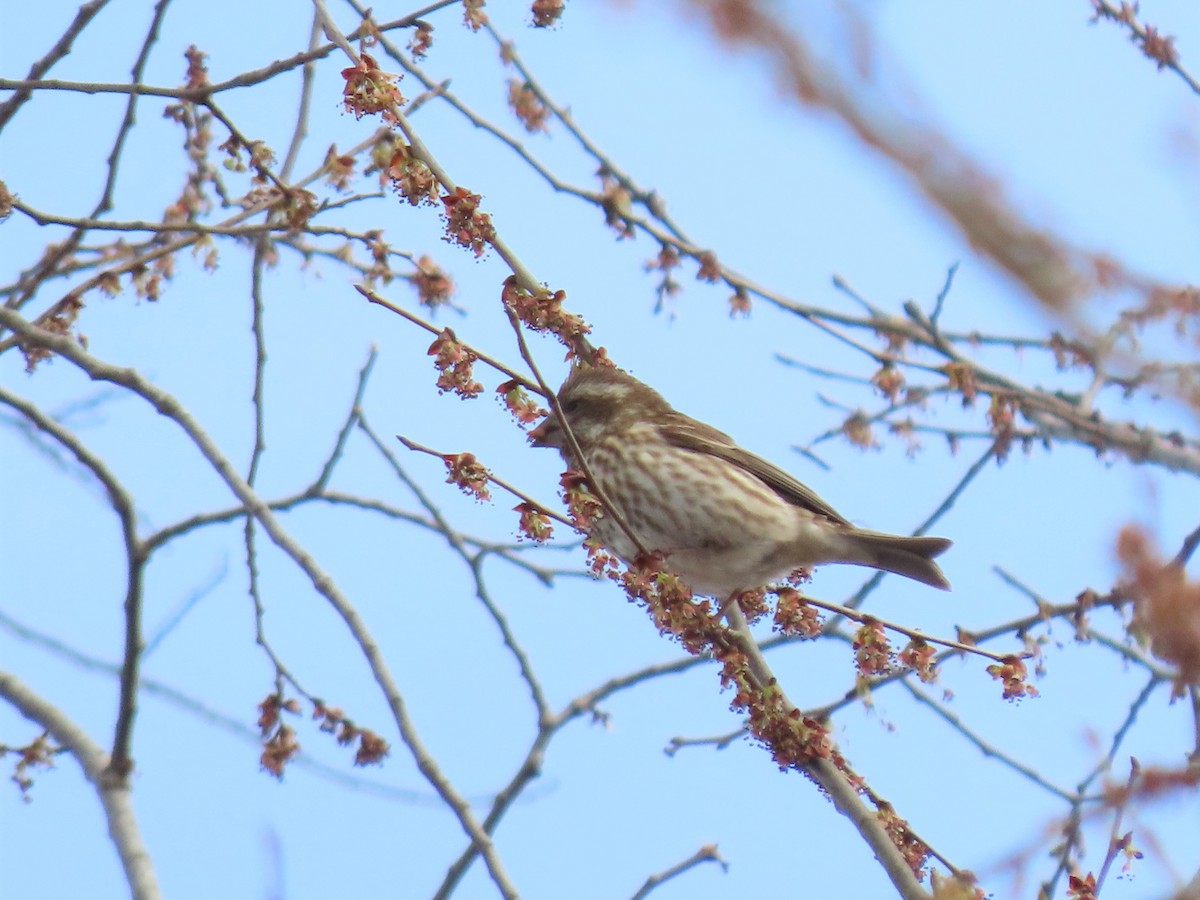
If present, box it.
[527,416,560,448]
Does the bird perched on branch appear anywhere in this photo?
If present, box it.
[528,364,950,597]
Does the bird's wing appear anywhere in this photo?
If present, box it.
[660,420,853,526]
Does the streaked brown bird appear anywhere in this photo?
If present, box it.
[528,364,951,596]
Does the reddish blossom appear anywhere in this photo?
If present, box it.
[1118,526,1200,696]
[500,276,591,356]
[842,411,878,450]
[427,327,483,398]
[260,723,300,779]
[597,170,634,238]
[408,22,433,59]
[496,379,547,424]
[407,255,454,309]
[514,501,554,542]
[323,145,357,191]
[440,186,495,257]
[986,655,1039,701]
[1140,25,1179,70]
[441,452,491,501]
[507,79,550,132]
[852,619,892,677]
[898,639,938,684]
[943,361,978,407]
[183,45,209,90]
[341,52,404,123]
[728,288,752,317]
[531,0,564,27]
[560,470,603,531]
[355,730,390,766]
[462,0,487,31]
[695,250,721,283]
[871,365,905,402]
[387,145,439,207]
[772,587,822,638]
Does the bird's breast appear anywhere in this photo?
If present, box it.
[583,432,802,554]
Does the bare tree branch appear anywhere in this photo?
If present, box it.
[0,669,160,900]
[0,305,520,900]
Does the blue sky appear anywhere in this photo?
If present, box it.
[3,2,1199,898]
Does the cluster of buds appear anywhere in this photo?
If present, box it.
[427,327,483,398]
[738,672,835,769]
[507,80,550,132]
[559,470,603,531]
[530,0,565,27]
[897,638,938,684]
[341,52,404,124]
[312,701,389,767]
[852,618,892,678]
[875,803,933,882]
[387,143,438,207]
[462,0,487,30]
[943,361,978,407]
[771,586,822,638]
[514,501,553,542]
[21,295,82,372]
[257,693,302,779]
[440,451,491,501]
[441,187,495,257]
[407,255,454,309]
[7,733,56,801]
[496,379,546,425]
[621,552,715,656]
[501,276,591,356]
[986,655,1039,701]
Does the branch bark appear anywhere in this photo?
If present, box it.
[0,669,160,900]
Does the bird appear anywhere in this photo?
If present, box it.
[528,364,951,597]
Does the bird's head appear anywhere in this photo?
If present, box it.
[528,365,669,453]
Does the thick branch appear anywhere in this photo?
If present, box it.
[724,605,933,900]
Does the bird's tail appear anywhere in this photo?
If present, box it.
[836,530,952,590]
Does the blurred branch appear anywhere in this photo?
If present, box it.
[0,669,160,900]
[902,680,1075,802]
[692,0,1091,309]
[629,844,728,900]
[0,384,145,778]
[0,607,441,804]
[0,0,111,131]
[1173,523,1200,569]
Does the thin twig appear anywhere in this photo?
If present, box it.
[629,844,728,900]
[396,434,574,529]
[0,0,111,131]
[903,680,1075,802]
[808,595,1017,663]
[359,285,542,393]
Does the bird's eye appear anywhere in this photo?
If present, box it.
[560,397,582,414]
